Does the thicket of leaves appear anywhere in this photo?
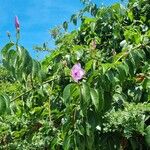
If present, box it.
[0,0,150,149]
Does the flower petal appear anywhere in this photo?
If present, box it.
[71,63,85,82]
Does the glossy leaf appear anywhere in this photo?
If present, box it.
[81,82,90,104]
[90,88,99,110]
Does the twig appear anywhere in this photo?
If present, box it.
[10,88,32,103]
[10,78,58,103]
[114,44,142,63]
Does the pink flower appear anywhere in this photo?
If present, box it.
[71,63,85,82]
[15,16,20,30]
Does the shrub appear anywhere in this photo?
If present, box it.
[0,0,150,149]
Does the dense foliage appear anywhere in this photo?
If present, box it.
[0,0,150,149]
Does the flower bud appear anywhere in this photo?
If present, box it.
[15,16,20,31]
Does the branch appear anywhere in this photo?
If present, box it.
[10,88,32,103]
[114,44,142,63]
[10,78,58,103]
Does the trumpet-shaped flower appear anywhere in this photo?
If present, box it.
[71,63,85,82]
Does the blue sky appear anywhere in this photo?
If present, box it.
[0,0,125,60]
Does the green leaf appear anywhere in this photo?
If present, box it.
[63,21,68,31]
[32,60,41,78]
[126,59,134,76]
[81,82,90,104]
[90,88,99,110]
[103,91,112,112]
[63,83,76,104]
[2,49,16,71]
[19,47,32,69]
[1,42,14,59]
[127,10,134,21]
[116,64,127,81]
[143,78,150,90]
[38,70,47,82]
[0,95,7,115]
[3,94,10,113]
[145,126,150,147]
[63,135,71,150]
[101,63,114,74]
[85,60,93,72]
[70,14,77,25]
